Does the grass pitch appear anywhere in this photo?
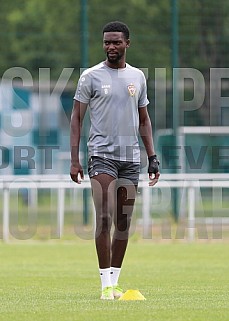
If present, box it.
[0,241,228,321]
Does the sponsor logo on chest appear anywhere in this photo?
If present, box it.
[102,84,111,95]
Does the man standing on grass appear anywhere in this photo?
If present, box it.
[70,21,160,300]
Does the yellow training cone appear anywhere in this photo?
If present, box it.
[118,289,146,301]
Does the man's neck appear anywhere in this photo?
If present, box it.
[105,59,126,69]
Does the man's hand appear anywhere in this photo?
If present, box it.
[148,155,160,187]
[70,162,84,184]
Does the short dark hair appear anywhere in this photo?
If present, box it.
[102,21,130,40]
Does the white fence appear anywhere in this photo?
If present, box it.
[1,173,229,242]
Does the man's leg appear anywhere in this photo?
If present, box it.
[111,183,137,268]
[90,173,116,268]
[91,173,116,299]
[110,182,137,298]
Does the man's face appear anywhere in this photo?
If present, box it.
[103,32,130,64]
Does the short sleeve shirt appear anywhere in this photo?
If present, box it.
[74,62,149,162]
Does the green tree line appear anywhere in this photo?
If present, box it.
[1,1,229,78]
[1,0,229,125]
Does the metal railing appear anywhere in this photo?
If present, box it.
[1,173,229,242]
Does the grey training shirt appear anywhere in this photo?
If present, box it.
[74,61,149,162]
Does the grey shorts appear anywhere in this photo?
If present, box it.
[88,156,140,185]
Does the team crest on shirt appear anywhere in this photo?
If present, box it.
[127,83,136,96]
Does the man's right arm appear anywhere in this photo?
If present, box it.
[70,99,88,184]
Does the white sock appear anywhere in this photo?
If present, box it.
[110,267,121,286]
[99,268,112,290]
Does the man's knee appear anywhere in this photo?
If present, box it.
[113,227,130,240]
[96,214,112,236]
[113,215,131,240]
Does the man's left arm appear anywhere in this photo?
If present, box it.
[139,106,160,186]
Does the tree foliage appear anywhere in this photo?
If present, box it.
[1,0,229,79]
[1,0,229,126]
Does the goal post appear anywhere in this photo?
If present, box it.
[155,126,229,220]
